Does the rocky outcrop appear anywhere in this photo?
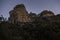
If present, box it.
[9,4,56,24]
[38,10,55,17]
[9,4,31,23]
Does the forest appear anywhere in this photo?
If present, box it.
[0,14,60,40]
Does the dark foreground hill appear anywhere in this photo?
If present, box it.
[0,14,60,40]
[0,19,60,40]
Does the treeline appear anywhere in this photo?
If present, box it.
[0,19,60,40]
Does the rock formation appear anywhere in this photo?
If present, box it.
[8,4,55,23]
[9,4,31,23]
[38,10,54,17]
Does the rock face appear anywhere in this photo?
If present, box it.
[28,12,37,22]
[39,10,54,17]
[9,4,31,23]
[8,4,55,23]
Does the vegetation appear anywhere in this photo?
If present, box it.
[0,16,60,40]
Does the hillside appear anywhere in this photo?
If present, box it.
[0,17,60,40]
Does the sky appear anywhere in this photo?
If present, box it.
[0,0,60,19]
